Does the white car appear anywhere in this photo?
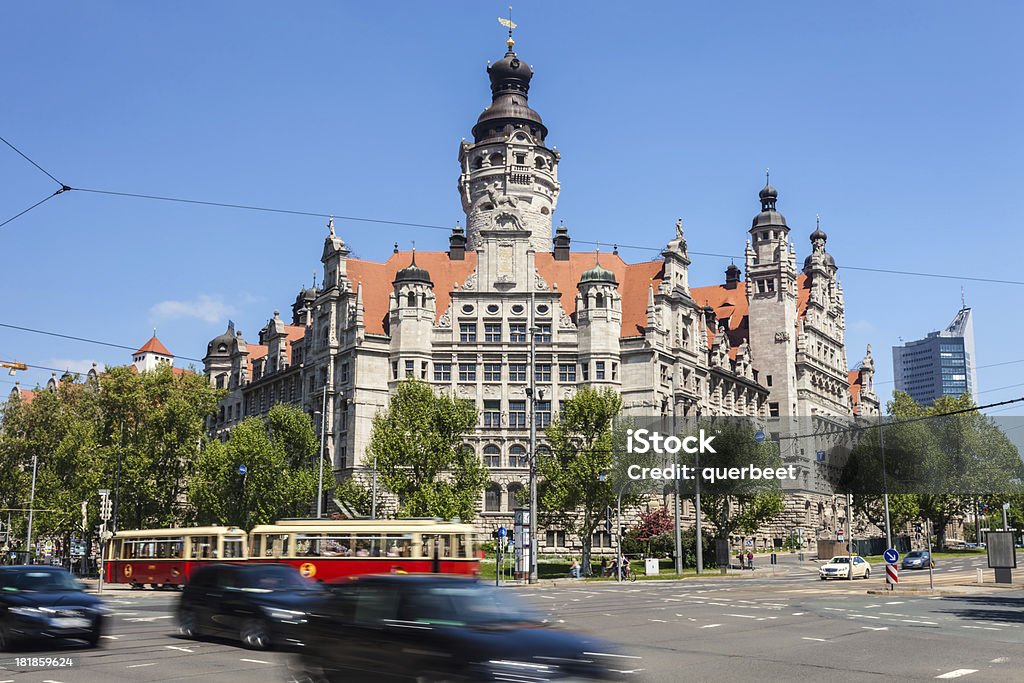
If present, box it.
[819,555,871,580]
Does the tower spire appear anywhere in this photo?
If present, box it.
[498,6,517,50]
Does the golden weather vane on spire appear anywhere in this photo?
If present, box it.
[498,6,517,49]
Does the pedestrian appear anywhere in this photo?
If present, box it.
[600,557,608,577]
[736,551,743,569]
[568,558,581,579]
[746,550,754,569]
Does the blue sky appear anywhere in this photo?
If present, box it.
[1,1,1021,413]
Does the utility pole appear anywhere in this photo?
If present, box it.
[26,455,38,564]
[846,492,854,581]
[528,290,538,584]
[113,420,125,534]
[926,517,935,590]
[671,386,683,574]
[879,418,892,550]
[694,404,704,574]
[316,387,328,518]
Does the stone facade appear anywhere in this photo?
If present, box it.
[202,38,880,551]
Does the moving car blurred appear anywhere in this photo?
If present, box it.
[287,574,625,681]
[901,550,934,570]
[818,555,871,580]
[0,565,108,651]
[177,563,326,650]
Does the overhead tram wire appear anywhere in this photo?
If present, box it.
[62,188,1024,286]
[0,322,204,363]
[1,136,1021,284]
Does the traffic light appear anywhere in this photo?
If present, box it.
[913,522,923,534]
[605,505,613,534]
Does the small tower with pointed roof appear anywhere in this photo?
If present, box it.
[389,249,436,381]
[133,335,174,373]
[576,252,621,387]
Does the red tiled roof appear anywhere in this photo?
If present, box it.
[17,388,36,405]
[283,325,306,344]
[346,252,479,335]
[848,369,863,406]
[134,336,173,357]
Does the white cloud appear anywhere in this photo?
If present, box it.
[151,295,235,324]
[46,359,105,375]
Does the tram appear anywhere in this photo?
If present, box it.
[103,526,247,588]
[246,518,480,581]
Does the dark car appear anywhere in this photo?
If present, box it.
[177,563,326,650]
[0,566,108,651]
[901,550,934,570]
[287,574,624,682]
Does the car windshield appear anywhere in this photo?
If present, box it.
[401,584,544,628]
[1,569,81,592]
[829,557,850,564]
[907,551,925,558]
[236,567,315,592]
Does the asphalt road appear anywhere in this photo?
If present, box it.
[1,561,1021,683]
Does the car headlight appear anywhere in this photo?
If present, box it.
[9,606,50,618]
[263,607,307,622]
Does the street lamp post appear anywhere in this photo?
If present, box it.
[669,382,682,575]
[25,455,38,564]
[315,388,328,518]
[528,291,539,584]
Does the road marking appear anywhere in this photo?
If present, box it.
[126,663,156,669]
[862,626,888,631]
[100,635,119,639]
[802,637,828,642]
[239,658,271,665]
[885,601,904,605]
[724,613,756,619]
[792,612,805,615]
[583,652,642,659]
[648,619,667,623]
[901,619,938,625]
[166,645,194,652]
[111,612,138,616]
[701,623,721,628]
[124,615,174,622]
[991,657,1009,664]
[935,670,977,679]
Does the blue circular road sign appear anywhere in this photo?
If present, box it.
[497,526,507,538]
[754,431,766,443]
[238,464,248,475]
[883,548,899,564]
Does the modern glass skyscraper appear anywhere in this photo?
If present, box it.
[892,307,978,405]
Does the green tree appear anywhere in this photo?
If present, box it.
[693,418,785,541]
[368,380,485,521]
[539,387,639,575]
[189,404,318,529]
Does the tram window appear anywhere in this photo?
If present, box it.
[320,535,352,557]
[353,534,380,557]
[111,540,123,559]
[385,535,412,558]
[297,534,322,557]
[420,534,452,558]
[455,534,468,558]
[250,535,262,557]
[190,536,213,559]
[223,538,244,558]
[272,534,290,557]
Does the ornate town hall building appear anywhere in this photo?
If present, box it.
[202,37,879,547]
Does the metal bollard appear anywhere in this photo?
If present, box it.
[976,568,983,584]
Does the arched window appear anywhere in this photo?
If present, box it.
[536,444,551,460]
[483,444,501,468]
[484,483,502,512]
[420,293,427,308]
[507,483,524,510]
[407,292,416,307]
[509,444,528,468]
[473,156,485,169]
[489,153,503,166]
[534,157,546,169]
[595,292,605,309]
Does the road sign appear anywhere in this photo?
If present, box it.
[1003,502,1011,510]
[883,548,900,564]
[837,529,844,541]
[238,464,248,475]
[745,538,754,547]
[754,430,766,443]
[815,450,826,462]
[886,563,898,585]
[497,526,507,538]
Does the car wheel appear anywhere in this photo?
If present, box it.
[85,629,102,648]
[178,607,199,639]
[240,618,271,650]
[863,568,870,579]
[0,624,14,652]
